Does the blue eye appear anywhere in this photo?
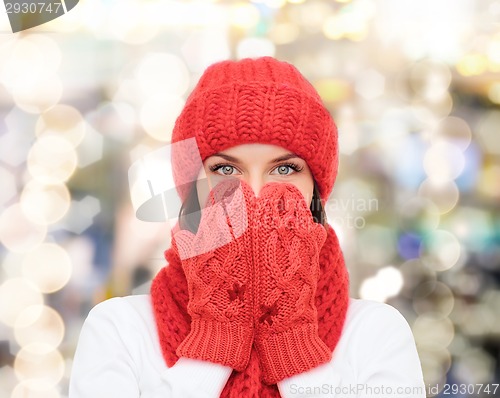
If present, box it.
[209,163,237,175]
[273,163,304,175]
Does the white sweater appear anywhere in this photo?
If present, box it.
[69,295,426,398]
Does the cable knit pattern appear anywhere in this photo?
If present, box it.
[171,179,255,371]
[252,182,331,384]
[151,210,349,397]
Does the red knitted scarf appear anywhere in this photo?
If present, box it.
[150,222,350,397]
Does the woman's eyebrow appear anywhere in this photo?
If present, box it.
[211,152,300,164]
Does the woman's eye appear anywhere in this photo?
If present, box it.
[209,164,237,175]
[272,163,303,176]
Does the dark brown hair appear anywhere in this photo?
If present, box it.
[178,180,327,234]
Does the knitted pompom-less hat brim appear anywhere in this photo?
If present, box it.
[170,56,339,203]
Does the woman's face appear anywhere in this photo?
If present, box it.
[196,143,314,208]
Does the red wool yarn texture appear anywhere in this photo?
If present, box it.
[169,56,338,204]
[252,181,332,385]
[151,179,350,396]
[173,179,255,371]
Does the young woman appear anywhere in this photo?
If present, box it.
[69,56,426,398]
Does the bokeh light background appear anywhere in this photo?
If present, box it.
[0,0,499,397]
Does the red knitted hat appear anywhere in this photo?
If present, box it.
[170,56,339,203]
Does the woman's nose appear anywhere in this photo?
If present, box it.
[243,177,265,198]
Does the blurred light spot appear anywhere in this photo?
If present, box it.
[323,2,371,41]
[410,105,437,126]
[397,232,422,260]
[65,236,95,285]
[1,107,38,167]
[13,74,63,114]
[0,166,16,206]
[413,313,454,349]
[237,37,275,59]
[27,136,77,184]
[140,94,185,142]
[35,105,86,148]
[86,101,136,143]
[409,60,451,101]
[135,53,189,99]
[354,69,385,100]
[323,14,344,40]
[420,229,461,272]
[418,178,459,214]
[397,197,440,233]
[109,0,159,44]
[314,79,351,104]
[452,271,481,297]
[375,108,412,151]
[15,305,65,353]
[391,134,427,189]
[357,226,396,266]
[20,180,71,226]
[399,259,436,299]
[14,344,64,386]
[11,380,60,398]
[441,207,493,252]
[423,140,465,184]
[413,281,454,317]
[488,82,500,104]
[487,32,500,64]
[61,196,101,234]
[457,302,497,338]
[263,0,286,8]
[289,1,331,33]
[433,116,471,151]
[482,290,500,334]
[448,332,469,357]
[455,347,495,383]
[24,35,61,73]
[268,23,300,44]
[0,38,43,91]
[230,3,260,28]
[417,347,450,391]
[359,266,403,302]
[143,1,226,28]
[0,277,43,327]
[75,124,104,168]
[412,92,453,121]
[181,29,231,74]
[337,105,360,155]
[454,142,482,192]
[476,110,500,155]
[477,162,500,199]
[457,53,488,76]
[0,204,47,253]
[22,243,72,293]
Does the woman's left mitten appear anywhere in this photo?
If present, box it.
[252,182,331,384]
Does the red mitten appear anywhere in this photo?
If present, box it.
[173,178,256,371]
[252,182,331,384]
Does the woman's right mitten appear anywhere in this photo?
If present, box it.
[252,182,330,384]
[173,178,256,371]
